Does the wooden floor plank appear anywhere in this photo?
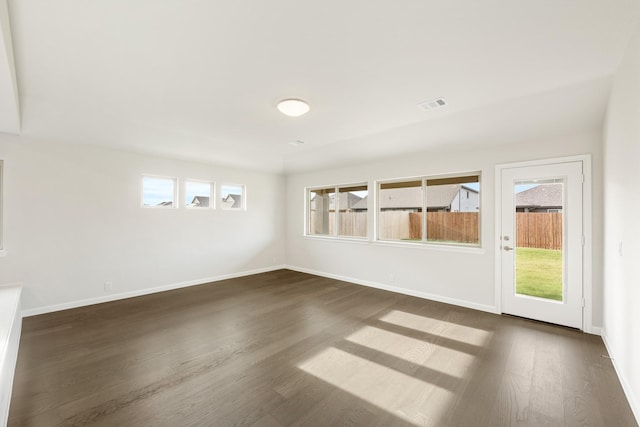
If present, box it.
[8,270,637,427]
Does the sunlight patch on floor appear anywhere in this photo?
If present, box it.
[297,347,454,425]
[294,308,497,424]
[379,310,492,346]
[345,325,471,376]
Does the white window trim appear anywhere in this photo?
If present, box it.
[184,179,215,210]
[141,175,178,209]
[372,239,485,254]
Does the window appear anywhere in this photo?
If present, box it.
[377,173,480,246]
[185,180,213,209]
[221,184,245,210]
[308,187,334,236]
[338,185,368,237]
[378,180,422,241]
[142,176,177,208]
[307,183,368,238]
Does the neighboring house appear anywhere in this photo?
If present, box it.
[188,196,210,207]
[331,192,362,212]
[450,185,480,212]
[156,201,173,207]
[352,184,479,212]
[515,184,563,212]
[310,192,363,212]
[222,194,242,209]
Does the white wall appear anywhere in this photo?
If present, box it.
[0,135,286,313]
[603,27,640,419]
[286,130,604,322]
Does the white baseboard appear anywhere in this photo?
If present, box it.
[21,265,287,317]
[600,330,640,424]
[285,265,498,314]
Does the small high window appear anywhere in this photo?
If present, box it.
[221,184,245,210]
[142,176,177,208]
[185,180,213,209]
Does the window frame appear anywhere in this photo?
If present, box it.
[141,175,178,209]
[376,172,481,248]
[184,179,215,210]
[305,182,369,240]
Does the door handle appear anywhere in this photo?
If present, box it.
[503,246,514,251]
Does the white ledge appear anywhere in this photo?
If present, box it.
[0,284,22,427]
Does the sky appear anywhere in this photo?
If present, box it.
[142,177,175,206]
[185,181,212,205]
[143,178,234,206]
[221,185,243,199]
[515,184,538,193]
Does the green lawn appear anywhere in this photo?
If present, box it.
[516,247,563,301]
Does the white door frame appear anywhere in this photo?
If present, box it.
[494,155,593,332]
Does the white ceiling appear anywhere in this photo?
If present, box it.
[4,1,640,173]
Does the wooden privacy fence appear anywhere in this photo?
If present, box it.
[379,211,411,240]
[409,212,479,243]
[516,212,562,250]
[310,211,561,249]
[337,212,367,237]
[309,212,367,237]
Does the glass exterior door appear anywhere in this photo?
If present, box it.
[500,162,583,329]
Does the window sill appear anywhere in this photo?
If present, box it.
[303,235,370,245]
[302,236,484,254]
[373,239,484,254]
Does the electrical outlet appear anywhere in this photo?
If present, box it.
[388,273,394,283]
[104,281,113,291]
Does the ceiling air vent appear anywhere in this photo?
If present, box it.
[417,97,447,111]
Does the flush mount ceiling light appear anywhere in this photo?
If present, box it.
[277,98,310,117]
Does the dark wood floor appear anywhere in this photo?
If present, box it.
[8,270,637,427]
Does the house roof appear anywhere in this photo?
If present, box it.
[515,184,562,208]
[353,184,474,210]
[223,194,242,208]
[330,192,362,210]
[310,192,363,211]
[190,196,210,207]
[351,196,369,211]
